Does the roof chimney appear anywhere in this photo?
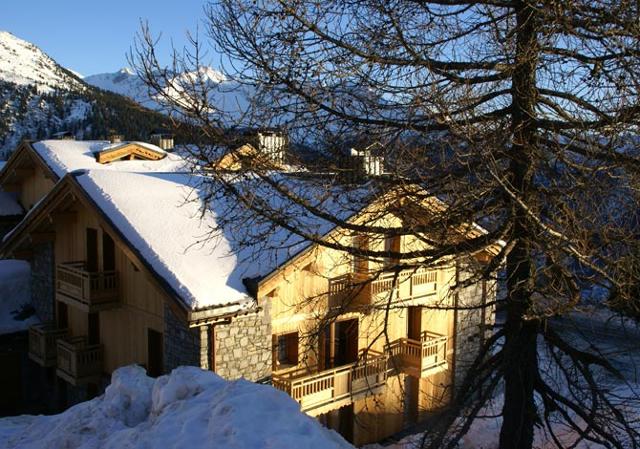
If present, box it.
[52,130,75,140]
[257,129,287,165]
[109,133,124,144]
[350,142,385,177]
[150,129,174,152]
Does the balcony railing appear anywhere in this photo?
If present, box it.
[56,262,119,312]
[56,336,103,385]
[272,351,388,416]
[328,267,437,308]
[28,323,67,367]
[388,331,448,378]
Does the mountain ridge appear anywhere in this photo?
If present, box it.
[0,31,174,159]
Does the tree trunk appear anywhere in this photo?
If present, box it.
[499,1,540,449]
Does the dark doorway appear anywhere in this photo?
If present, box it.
[102,231,115,271]
[57,302,68,329]
[88,313,100,345]
[338,404,355,443]
[147,329,164,377]
[86,228,98,272]
[209,326,216,372]
[334,319,359,367]
[407,306,422,340]
[320,405,355,444]
[404,375,419,425]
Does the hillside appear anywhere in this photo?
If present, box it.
[0,31,174,159]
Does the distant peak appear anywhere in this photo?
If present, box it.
[68,68,84,79]
[118,67,134,75]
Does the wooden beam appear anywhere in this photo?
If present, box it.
[12,167,34,178]
[11,249,33,260]
[29,232,56,244]
[50,210,77,222]
[1,183,20,192]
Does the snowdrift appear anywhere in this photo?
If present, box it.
[0,259,37,335]
[0,365,353,449]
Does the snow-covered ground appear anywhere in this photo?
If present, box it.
[0,259,37,335]
[0,365,352,449]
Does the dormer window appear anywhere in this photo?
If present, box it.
[95,142,166,164]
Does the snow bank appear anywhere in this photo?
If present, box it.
[0,259,37,334]
[0,191,22,216]
[0,365,352,449]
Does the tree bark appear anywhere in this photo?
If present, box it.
[499,1,540,449]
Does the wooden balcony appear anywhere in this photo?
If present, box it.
[56,336,103,385]
[328,267,437,308]
[388,331,448,378]
[28,323,67,367]
[56,262,119,312]
[272,351,388,416]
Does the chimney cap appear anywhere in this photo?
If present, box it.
[150,128,174,138]
[52,130,75,140]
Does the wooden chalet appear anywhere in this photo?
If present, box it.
[0,138,498,446]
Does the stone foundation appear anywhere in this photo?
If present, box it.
[163,304,200,373]
[206,302,272,382]
[453,277,495,393]
[30,242,54,322]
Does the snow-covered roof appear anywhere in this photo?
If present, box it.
[73,170,374,310]
[31,140,189,179]
[76,170,245,310]
[0,191,22,216]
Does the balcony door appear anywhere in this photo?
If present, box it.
[407,306,422,341]
[351,235,369,274]
[86,228,98,272]
[384,234,401,269]
[57,301,68,329]
[88,312,100,345]
[322,319,359,369]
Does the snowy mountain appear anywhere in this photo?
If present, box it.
[84,67,154,107]
[0,31,173,159]
[0,31,83,92]
[85,65,251,118]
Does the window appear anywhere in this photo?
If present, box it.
[86,228,98,272]
[351,234,369,274]
[102,231,115,271]
[274,332,298,368]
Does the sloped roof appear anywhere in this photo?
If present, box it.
[94,142,167,164]
[31,140,189,179]
[72,170,374,311]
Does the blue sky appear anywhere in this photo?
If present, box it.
[1,0,218,76]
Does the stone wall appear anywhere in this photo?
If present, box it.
[453,277,495,393]
[30,242,54,322]
[163,303,200,373]
[208,301,272,382]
